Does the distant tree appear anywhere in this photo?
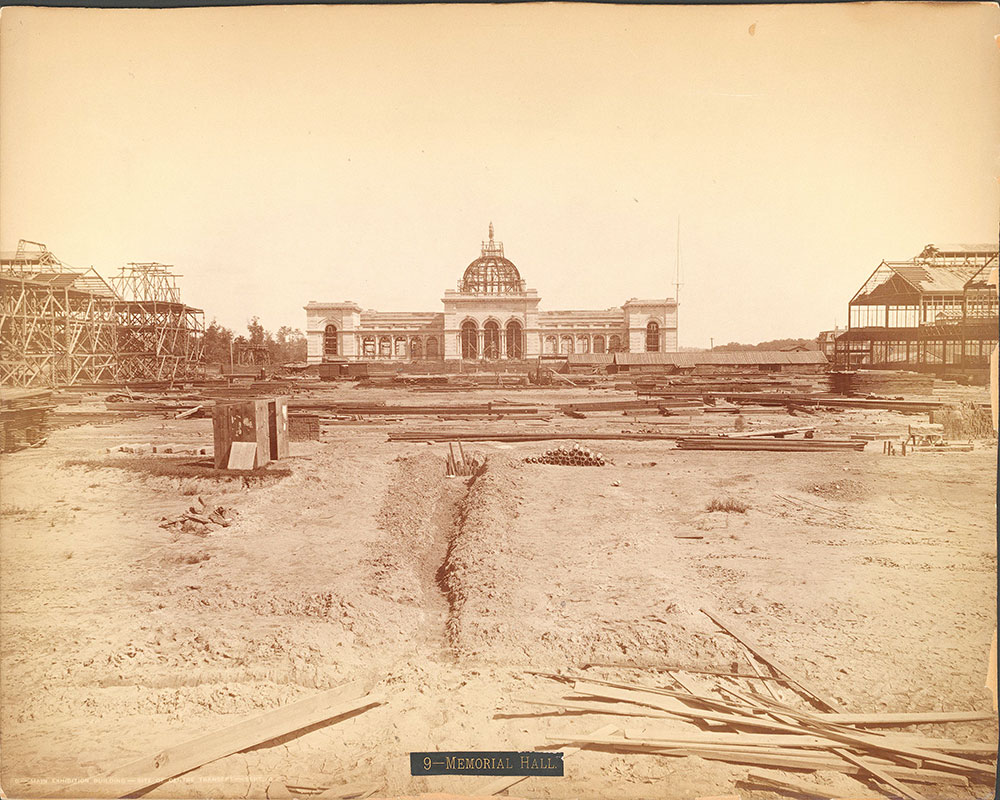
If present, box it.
[273,326,308,364]
[203,319,235,364]
[247,316,269,347]
[714,337,820,352]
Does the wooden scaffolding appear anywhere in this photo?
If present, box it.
[1,242,205,388]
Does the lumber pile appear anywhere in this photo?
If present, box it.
[676,437,866,452]
[291,400,540,417]
[515,610,995,799]
[389,430,683,443]
[1,388,54,452]
[828,371,935,397]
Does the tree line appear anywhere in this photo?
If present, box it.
[203,316,308,365]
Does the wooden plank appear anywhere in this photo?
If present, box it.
[274,397,290,459]
[700,608,843,711]
[55,682,379,798]
[818,710,996,726]
[469,723,618,796]
[254,398,272,466]
[568,682,995,776]
[227,440,258,470]
[742,769,855,799]
[542,737,968,786]
[832,746,928,800]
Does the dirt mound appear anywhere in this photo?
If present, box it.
[363,455,449,604]
[438,455,523,658]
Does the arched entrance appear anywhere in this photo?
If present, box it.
[646,320,661,352]
[461,320,479,359]
[506,320,523,359]
[323,324,338,357]
[483,320,500,359]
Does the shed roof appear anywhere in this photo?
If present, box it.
[565,353,615,365]
[613,351,828,366]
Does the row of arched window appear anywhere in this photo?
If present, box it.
[324,319,661,358]
[323,325,440,359]
[542,334,622,355]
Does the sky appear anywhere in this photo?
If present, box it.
[1,3,998,348]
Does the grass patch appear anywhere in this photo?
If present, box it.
[63,457,291,485]
[706,497,750,514]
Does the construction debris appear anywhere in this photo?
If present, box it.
[160,497,236,533]
[0,387,54,451]
[514,610,996,798]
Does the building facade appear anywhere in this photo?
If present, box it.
[305,226,678,362]
[834,243,998,372]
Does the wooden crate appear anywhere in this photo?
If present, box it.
[212,397,289,469]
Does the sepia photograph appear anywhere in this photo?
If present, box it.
[0,3,997,799]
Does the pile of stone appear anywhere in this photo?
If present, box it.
[526,443,607,466]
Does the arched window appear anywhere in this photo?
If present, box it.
[394,337,407,358]
[593,335,606,354]
[560,335,574,355]
[362,336,376,358]
[461,320,479,359]
[379,336,392,357]
[646,321,660,352]
[323,324,338,357]
[506,320,523,359]
[410,338,423,359]
[426,337,439,359]
[544,335,557,355]
[483,320,500,359]
[577,335,589,353]
[608,334,622,353]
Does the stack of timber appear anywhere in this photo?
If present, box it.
[290,400,540,417]
[516,609,995,800]
[676,436,866,452]
[389,429,684,443]
[827,371,935,397]
[1,388,54,452]
[558,399,705,417]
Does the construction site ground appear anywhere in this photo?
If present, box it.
[1,383,996,799]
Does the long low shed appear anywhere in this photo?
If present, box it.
[565,351,829,374]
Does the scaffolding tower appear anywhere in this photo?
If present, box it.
[1,243,205,388]
[1,242,118,387]
[111,263,205,383]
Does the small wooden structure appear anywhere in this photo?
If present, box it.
[212,397,289,469]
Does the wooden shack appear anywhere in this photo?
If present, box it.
[212,397,289,469]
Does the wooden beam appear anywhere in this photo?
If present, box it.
[55,682,380,798]
[700,608,843,711]
[832,746,928,800]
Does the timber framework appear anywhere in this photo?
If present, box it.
[0,240,205,388]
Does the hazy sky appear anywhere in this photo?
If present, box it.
[1,3,998,347]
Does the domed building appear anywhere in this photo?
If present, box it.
[305,225,677,362]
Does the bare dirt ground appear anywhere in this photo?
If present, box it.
[1,384,996,799]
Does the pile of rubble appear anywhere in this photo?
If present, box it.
[526,443,607,467]
[160,498,235,534]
